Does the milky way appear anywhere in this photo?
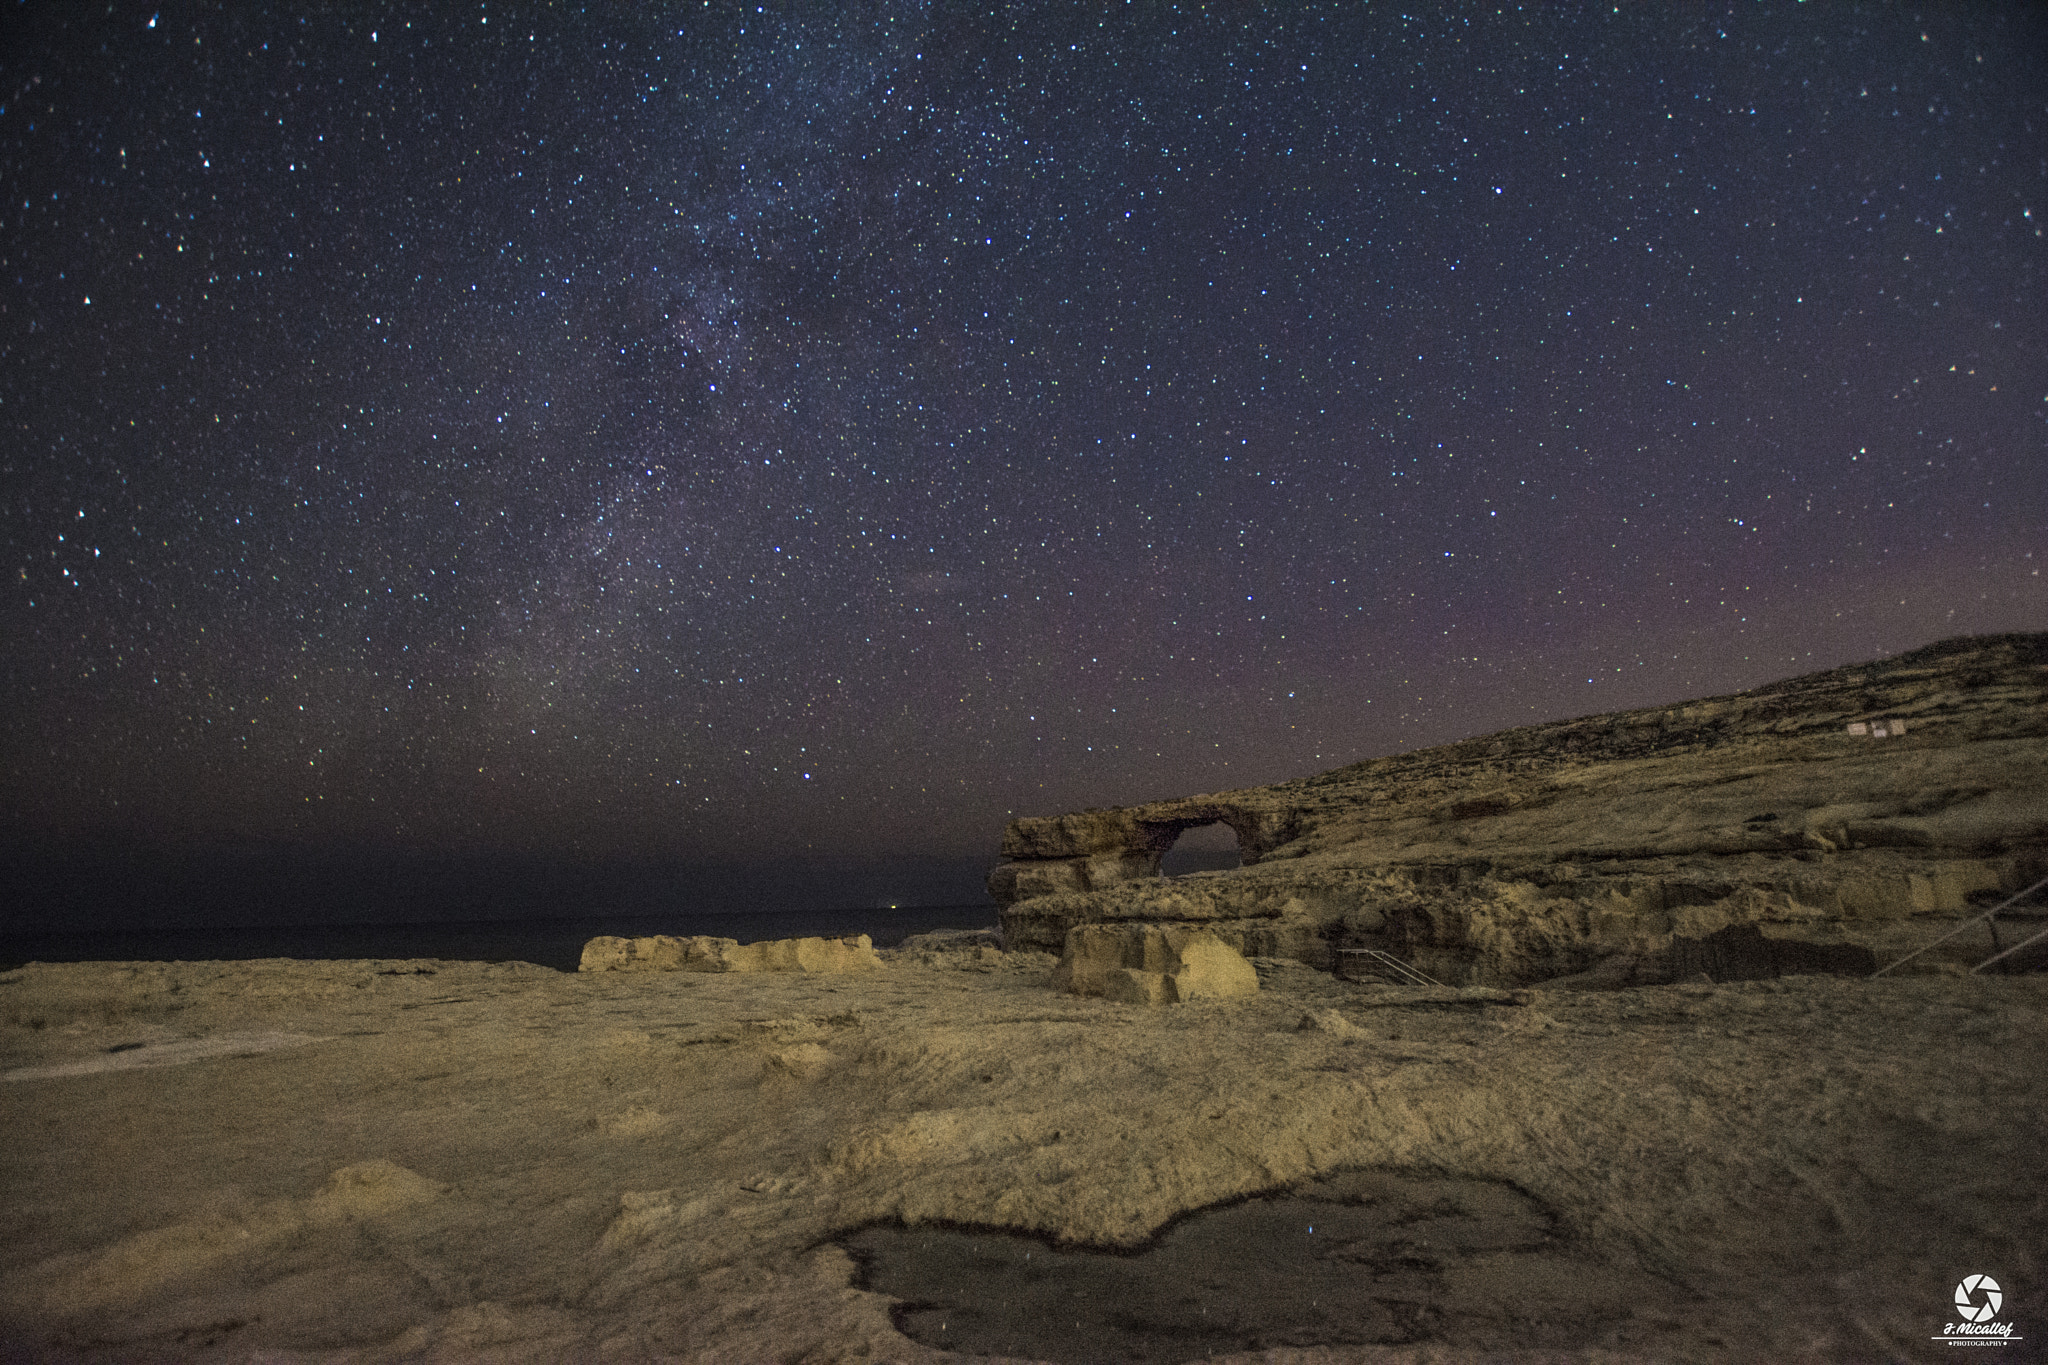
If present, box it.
[3,3,2042,866]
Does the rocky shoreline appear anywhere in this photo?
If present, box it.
[3,634,2043,1361]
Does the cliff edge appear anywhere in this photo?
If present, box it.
[991,632,2048,985]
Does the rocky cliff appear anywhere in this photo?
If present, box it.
[992,632,2048,985]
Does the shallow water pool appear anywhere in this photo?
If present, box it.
[840,1168,1690,1362]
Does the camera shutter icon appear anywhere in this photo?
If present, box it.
[1955,1274,2003,1323]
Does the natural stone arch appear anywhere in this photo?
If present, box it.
[1150,819,1245,877]
[987,798,1307,908]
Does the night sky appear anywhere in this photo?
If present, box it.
[4,3,2043,883]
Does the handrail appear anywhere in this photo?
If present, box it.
[1973,919,2048,974]
[1337,948,1445,988]
[1871,872,2048,978]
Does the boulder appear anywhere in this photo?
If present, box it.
[1049,924,1260,1005]
[579,934,881,974]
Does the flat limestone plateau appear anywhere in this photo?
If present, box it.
[3,948,2043,1362]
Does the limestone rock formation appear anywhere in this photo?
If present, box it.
[986,800,1304,903]
[889,928,1019,973]
[1049,923,1260,1005]
[578,933,881,974]
[993,632,2048,986]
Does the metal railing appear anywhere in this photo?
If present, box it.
[1336,948,1445,988]
[1871,873,2048,978]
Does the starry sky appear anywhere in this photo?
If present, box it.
[4,3,2044,881]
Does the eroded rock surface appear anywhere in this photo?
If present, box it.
[1,956,2041,1361]
[1049,923,1260,1005]
[578,933,881,974]
[993,632,2048,985]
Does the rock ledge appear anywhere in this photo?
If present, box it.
[578,933,881,974]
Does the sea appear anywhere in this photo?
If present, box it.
[0,903,1001,974]
[0,840,1243,974]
